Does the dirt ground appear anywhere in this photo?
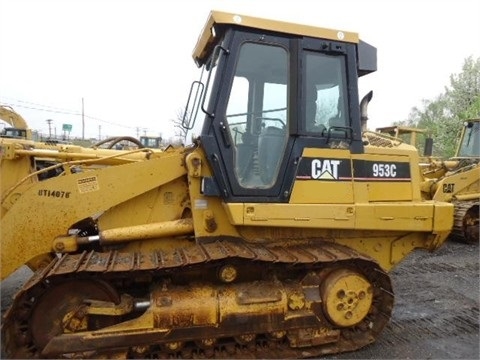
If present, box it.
[333,240,479,360]
[1,240,479,359]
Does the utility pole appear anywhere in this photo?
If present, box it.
[98,125,101,140]
[46,119,53,138]
[82,97,85,140]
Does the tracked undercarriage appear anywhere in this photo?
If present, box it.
[451,200,479,244]
[2,240,393,359]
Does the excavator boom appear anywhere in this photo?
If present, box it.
[0,105,32,139]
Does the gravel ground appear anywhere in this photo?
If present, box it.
[332,240,479,360]
[1,240,478,359]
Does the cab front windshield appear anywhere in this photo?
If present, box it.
[457,121,480,157]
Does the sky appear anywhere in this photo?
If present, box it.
[1,0,479,141]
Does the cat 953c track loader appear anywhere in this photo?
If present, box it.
[1,11,454,359]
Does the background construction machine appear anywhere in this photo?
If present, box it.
[139,135,163,148]
[1,11,453,359]
[375,125,433,168]
[0,104,32,140]
[421,119,480,243]
[375,125,428,147]
[376,121,479,244]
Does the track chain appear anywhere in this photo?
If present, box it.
[2,239,394,359]
[451,200,479,244]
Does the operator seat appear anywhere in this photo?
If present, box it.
[306,85,318,132]
[328,96,346,129]
[329,116,345,128]
[258,125,285,186]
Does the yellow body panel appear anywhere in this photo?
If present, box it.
[291,182,354,203]
[432,165,480,202]
[223,202,449,233]
[1,149,188,280]
[291,146,420,203]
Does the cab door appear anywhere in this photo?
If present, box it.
[205,30,295,201]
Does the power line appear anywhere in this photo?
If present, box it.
[0,99,135,130]
[1,101,78,116]
[0,97,167,138]
[0,95,81,113]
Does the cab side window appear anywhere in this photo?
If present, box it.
[304,52,349,135]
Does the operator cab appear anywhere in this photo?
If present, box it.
[139,135,162,149]
[0,127,28,139]
[456,120,480,158]
[184,11,376,202]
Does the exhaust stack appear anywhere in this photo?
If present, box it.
[360,91,373,131]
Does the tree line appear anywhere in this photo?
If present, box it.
[397,55,480,157]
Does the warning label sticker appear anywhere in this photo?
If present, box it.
[77,176,99,193]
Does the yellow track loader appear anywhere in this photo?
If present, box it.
[376,121,479,244]
[1,11,453,359]
[421,119,480,243]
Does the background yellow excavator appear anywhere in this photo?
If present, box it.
[0,104,32,140]
[1,11,453,359]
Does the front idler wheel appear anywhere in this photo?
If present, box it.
[29,279,120,356]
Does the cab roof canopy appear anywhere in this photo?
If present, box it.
[193,10,360,67]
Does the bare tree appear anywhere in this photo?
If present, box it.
[171,107,188,145]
